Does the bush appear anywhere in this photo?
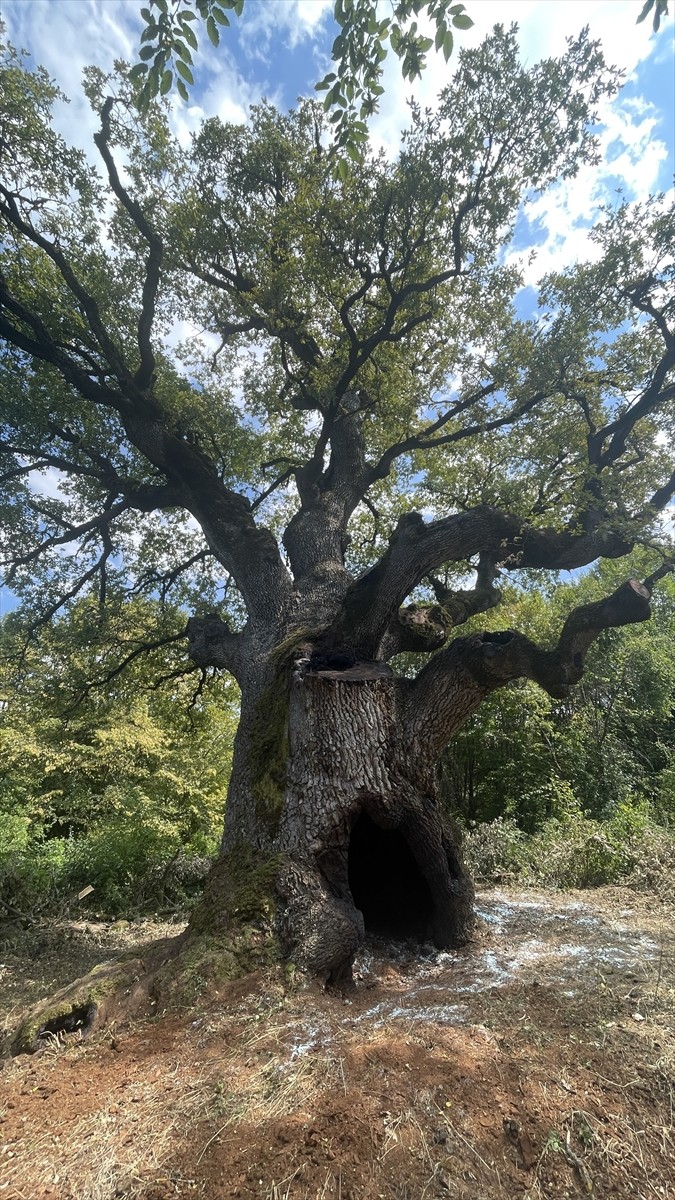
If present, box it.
[0,815,218,919]
[462,816,528,883]
[463,804,675,895]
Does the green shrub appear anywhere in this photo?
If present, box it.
[462,816,528,882]
[464,804,675,894]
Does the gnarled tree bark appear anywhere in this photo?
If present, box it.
[183,573,655,986]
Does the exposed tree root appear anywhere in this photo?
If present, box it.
[7,955,157,1056]
[4,903,284,1058]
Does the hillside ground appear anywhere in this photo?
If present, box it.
[1,886,673,1200]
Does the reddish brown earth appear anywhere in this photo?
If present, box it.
[1,888,673,1200]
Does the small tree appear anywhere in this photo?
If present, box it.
[1,26,673,995]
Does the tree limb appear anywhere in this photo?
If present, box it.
[379,554,503,659]
[322,504,645,661]
[94,97,163,390]
[186,613,247,682]
[403,577,654,760]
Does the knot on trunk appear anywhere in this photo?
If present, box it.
[186,613,243,673]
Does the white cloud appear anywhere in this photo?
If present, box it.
[31,466,70,503]
[236,0,332,58]
[506,98,670,287]
[365,1,671,292]
[2,0,140,154]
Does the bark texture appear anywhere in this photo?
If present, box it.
[203,657,475,984]
[184,576,656,984]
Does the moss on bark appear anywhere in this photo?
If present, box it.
[9,957,147,1056]
[248,628,317,835]
[165,847,284,1002]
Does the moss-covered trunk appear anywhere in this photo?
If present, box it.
[187,654,475,985]
[9,651,475,1054]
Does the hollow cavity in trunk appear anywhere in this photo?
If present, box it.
[348,811,435,941]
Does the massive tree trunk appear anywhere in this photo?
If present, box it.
[183,575,655,985]
[189,652,474,985]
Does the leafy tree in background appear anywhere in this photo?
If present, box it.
[1,23,674,994]
[0,597,238,914]
[445,563,675,833]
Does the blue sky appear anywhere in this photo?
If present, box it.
[0,0,673,616]
[1,0,671,298]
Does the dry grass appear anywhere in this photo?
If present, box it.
[1,888,674,1200]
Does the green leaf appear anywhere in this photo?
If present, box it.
[636,0,655,22]
[183,23,199,48]
[452,13,474,30]
[160,69,173,95]
[139,45,156,61]
[140,6,153,19]
[207,14,220,45]
[140,24,161,43]
[128,63,149,82]
[179,9,198,18]
[175,41,194,63]
[147,65,161,95]
[211,5,231,25]
[334,157,350,181]
[175,59,194,86]
[176,77,189,102]
[653,0,668,31]
[442,29,454,60]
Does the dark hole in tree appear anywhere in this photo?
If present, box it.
[482,630,513,645]
[348,812,435,941]
[38,1003,95,1041]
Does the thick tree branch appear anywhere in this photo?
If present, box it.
[186,613,247,682]
[404,578,654,761]
[282,392,369,584]
[322,505,644,661]
[379,554,503,659]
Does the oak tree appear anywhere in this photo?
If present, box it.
[1,25,674,1006]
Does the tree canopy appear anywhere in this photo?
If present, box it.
[133,0,474,158]
[1,23,673,685]
[132,0,670,162]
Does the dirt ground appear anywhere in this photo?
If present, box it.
[1,887,673,1200]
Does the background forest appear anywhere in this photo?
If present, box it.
[3,551,674,919]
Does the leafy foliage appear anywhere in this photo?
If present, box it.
[133,0,473,160]
[0,598,238,915]
[446,561,675,834]
[636,0,670,33]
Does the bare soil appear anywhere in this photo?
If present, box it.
[1,887,673,1200]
